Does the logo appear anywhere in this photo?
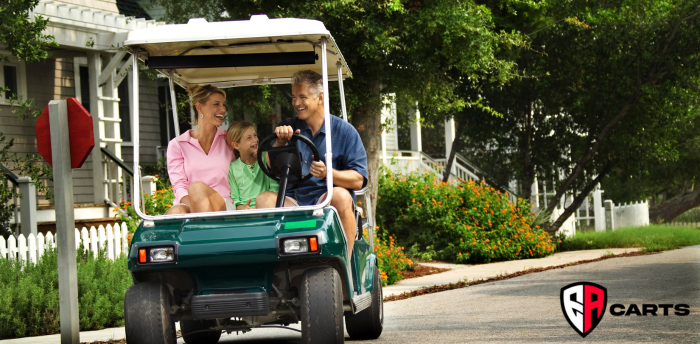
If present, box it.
[560,282,607,338]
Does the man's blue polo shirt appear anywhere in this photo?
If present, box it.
[278,115,368,205]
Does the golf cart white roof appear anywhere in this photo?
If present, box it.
[123,15,351,88]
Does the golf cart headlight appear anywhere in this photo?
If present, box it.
[283,238,309,253]
[150,247,174,262]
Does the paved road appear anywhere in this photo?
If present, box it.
[183,245,700,343]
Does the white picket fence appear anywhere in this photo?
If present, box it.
[613,201,650,229]
[670,222,700,228]
[0,223,129,264]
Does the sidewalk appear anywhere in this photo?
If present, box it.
[0,248,638,343]
[382,247,640,297]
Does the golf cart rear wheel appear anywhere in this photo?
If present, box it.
[124,281,176,344]
[345,263,384,339]
[301,267,345,344]
[181,319,221,344]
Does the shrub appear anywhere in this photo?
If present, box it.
[674,207,700,223]
[0,249,132,339]
[364,229,412,286]
[376,166,555,264]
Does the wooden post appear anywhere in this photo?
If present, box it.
[49,99,80,344]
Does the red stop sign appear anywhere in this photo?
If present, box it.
[36,98,95,168]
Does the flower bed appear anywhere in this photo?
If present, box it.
[365,229,413,286]
[376,167,555,264]
[115,183,174,234]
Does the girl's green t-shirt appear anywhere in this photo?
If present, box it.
[228,156,279,208]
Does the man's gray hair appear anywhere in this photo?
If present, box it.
[291,70,323,98]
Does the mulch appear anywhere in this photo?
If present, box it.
[402,264,451,280]
[383,250,657,303]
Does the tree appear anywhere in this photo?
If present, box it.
[601,112,700,222]
[152,0,525,219]
[457,0,700,232]
[0,0,56,235]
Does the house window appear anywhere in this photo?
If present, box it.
[3,65,18,100]
[118,80,131,142]
[0,61,25,104]
[79,66,91,111]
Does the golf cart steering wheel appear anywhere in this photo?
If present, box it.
[257,133,321,184]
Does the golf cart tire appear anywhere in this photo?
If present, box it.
[301,267,345,344]
[345,263,384,339]
[124,281,176,344]
[181,319,221,344]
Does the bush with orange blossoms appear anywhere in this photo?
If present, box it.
[363,228,412,286]
[376,166,556,263]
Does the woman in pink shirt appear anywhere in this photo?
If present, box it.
[166,84,235,214]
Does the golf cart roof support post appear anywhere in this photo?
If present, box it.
[320,37,333,208]
[336,61,348,122]
[169,70,181,136]
[131,50,148,220]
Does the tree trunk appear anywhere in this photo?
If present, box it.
[649,191,700,223]
[541,91,641,221]
[545,162,613,234]
[350,81,382,224]
[519,101,534,203]
[442,116,466,183]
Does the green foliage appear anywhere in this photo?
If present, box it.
[142,157,171,189]
[460,0,700,228]
[0,249,132,339]
[363,229,412,286]
[376,165,555,263]
[673,208,700,223]
[0,0,57,236]
[0,134,53,236]
[0,0,57,63]
[558,225,700,253]
[115,187,174,233]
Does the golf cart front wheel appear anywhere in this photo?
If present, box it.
[124,281,176,344]
[301,267,345,344]
[345,262,384,339]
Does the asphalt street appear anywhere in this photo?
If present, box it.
[183,245,700,343]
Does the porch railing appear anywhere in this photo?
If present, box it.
[1,163,20,235]
[101,147,132,209]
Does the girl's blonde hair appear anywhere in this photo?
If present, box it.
[226,121,255,158]
[186,84,226,125]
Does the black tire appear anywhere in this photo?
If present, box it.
[345,263,384,340]
[300,267,345,344]
[181,319,221,344]
[124,281,176,344]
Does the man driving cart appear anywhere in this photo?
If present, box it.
[257,70,368,256]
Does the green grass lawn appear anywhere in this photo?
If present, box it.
[559,225,700,253]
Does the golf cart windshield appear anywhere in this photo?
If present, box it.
[123,15,352,222]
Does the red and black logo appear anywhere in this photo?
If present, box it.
[560,282,607,338]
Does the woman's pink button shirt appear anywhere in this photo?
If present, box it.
[167,128,234,204]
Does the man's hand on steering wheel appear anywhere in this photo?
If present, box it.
[310,155,327,179]
[274,126,300,147]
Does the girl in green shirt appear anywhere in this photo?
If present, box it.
[226,121,279,210]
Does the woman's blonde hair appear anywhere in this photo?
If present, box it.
[226,121,256,158]
[186,84,226,125]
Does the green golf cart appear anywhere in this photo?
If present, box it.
[122,15,382,344]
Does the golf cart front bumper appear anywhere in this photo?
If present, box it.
[126,209,353,298]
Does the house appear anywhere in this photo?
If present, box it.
[0,0,175,235]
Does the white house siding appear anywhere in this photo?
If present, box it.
[121,76,162,167]
[53,0,120,14]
